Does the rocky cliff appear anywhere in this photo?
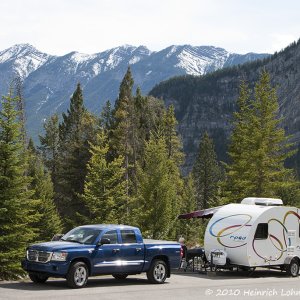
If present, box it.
[150,40,300,174]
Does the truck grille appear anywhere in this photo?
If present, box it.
[27,250,52,263]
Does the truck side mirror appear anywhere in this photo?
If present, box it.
[51,234,64,241]
[99,238,111,245]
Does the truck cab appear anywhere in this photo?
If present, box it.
[22,224,181,288]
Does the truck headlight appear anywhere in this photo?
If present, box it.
[51,251,68,261]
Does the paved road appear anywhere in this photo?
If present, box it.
[1,270,300,300]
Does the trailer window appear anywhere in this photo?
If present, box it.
[254,223,268,239]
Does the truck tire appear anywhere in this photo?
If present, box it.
[147,259,167,284]
[112,274,128,280]
[286,258,299,277]
[67,261,88,288]
[29,272,48,283]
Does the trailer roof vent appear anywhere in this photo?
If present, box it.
[241,197,283,206]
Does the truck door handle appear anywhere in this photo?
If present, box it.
[112,249,120,253]
[136,248,142,252]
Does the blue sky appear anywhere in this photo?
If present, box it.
[0,0,299,55]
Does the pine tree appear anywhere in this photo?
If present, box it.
[39,114,60,193]
[118,66,134,104]
[82,132,127,224]
[101,100,113,132]
[161,105,185,238]
[12,77,27,147]
[134,134,178,239]
[222,81,251,202]
[163,105,184,164]
[224,71,297,203]
[0,91,37,279]
[177,174,202,245]
[132,90,166,165]
[193,132,221,209]
[111,67,135,160]
[27,140,63,241]
[110,67,136,216]
[59,83,86,141]
[57,83,97,229]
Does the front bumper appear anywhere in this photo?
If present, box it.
[21,259,69,277]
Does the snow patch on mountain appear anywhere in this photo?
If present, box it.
[166,46,178,58]
[129,56,141,64]
[0,43,51,78]
[92,63,101,75]
[71,52,96,64]
[176,48,208,75]
[105,51,124,70]
[175,46,231,75]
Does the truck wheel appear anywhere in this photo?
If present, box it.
[147,259,167,284]
[29,273,48,283]
[112,274,128,280]
[286,259,299,277]
[67,261,88,288]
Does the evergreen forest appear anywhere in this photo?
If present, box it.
[0,68,299,279]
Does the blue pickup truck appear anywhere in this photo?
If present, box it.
[22,224,181,288]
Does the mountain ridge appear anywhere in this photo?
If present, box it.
[0,43,269,137]
[149,39,300,173]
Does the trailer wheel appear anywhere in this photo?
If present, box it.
[147,259,167,284]
[29,272,48,283]
[66,261,88,288]
[210,264,217,272]
[286,259,299,277]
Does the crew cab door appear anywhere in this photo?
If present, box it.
[120,229,145,273]
[92,230,122,274]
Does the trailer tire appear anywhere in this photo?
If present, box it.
[147,259,167,284]
[66,261,88,288]
[286,258,299,277]
[29,272,48,283]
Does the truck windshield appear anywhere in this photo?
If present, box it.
[61,227,102,245]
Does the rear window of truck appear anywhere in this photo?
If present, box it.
[121,230,137,243]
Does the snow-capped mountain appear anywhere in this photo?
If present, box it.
[0,43,51,80]
[0,43,268,137]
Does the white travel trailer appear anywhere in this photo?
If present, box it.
[179,198,300,276]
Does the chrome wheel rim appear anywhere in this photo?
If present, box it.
[74,266,87,286]
[291,263,298,276]
[154,263,166,282]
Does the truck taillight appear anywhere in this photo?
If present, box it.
[180,246,183,258]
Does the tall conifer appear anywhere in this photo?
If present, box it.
[0,91,36,279]
[110,67,136,215]
[193,132,221,209]
[225,71,296,203]
[135,134,178,239]
[39,114,60,195]
[27,141,62,241]
[57,83,97,229]
[82,132,127,224]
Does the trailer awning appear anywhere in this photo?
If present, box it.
[178,206,222,219]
